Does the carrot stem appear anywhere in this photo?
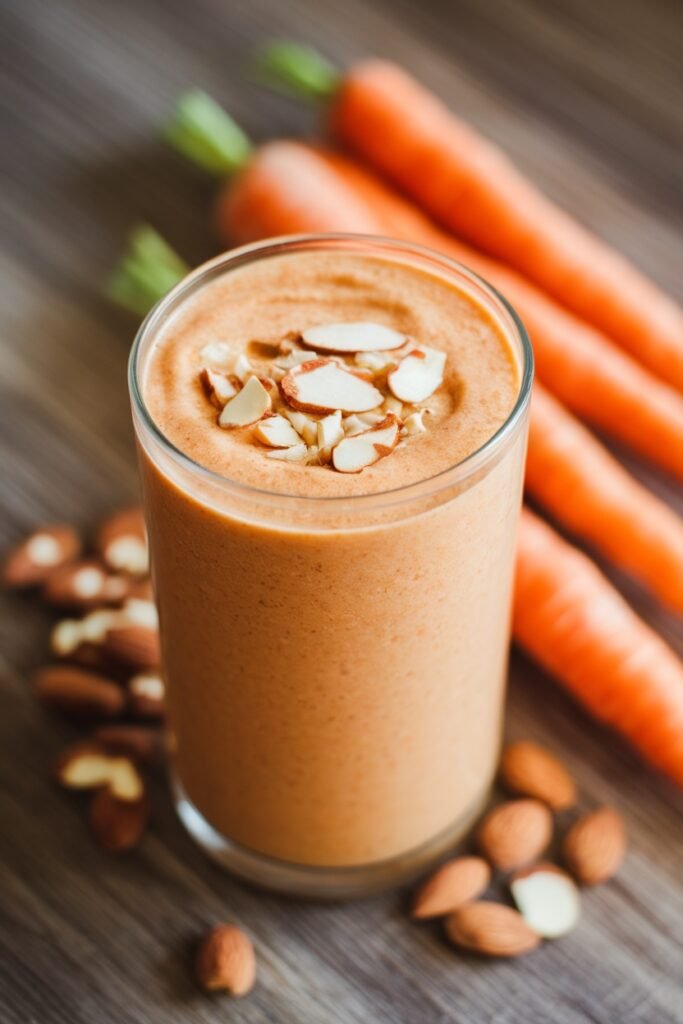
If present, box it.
[254,41,339,100]
[107,226,188,316]
[166,90,252,176]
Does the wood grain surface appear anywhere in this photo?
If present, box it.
[1,0,682,1021]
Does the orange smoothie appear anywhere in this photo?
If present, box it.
[131,236,531,894]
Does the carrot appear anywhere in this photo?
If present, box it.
[526,386,683,614]
[220,139,683,482]
[514,509,683,786]
[256,44,683,392]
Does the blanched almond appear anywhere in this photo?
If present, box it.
[412,856,491,919]
[280,358,382,414]
[301,321,407,353]
[253,413,302,448]
[388,346,446,403]
[332,414,400,473]
[3,525,81,588]
[510,864,581,938]
[219,376,271,428]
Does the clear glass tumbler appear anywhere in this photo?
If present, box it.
[129,234,532,898]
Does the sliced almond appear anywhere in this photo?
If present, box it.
[280,359,382,415]
[89,786,149,853]
[477,799,553,872]
[274,348,318,371]
[219,376,271,428]
[403,410,427,436]
[266,444,311,463]
[198,341,234,370]
[254,413,302,449]
[128,671,165,718]
[283,408,318,445]
[35,666,126,720]
[332,414,400,474]
[342,414,368,437]
[317,410,344,449]
[412,856,491,920]
[3,525,81,588]
[388,346,446,403]
[43,560,130,610]
[510,864,581,938]
[200,367,239,408]
[354,350,399,373]
[233,353,254,383]
[358,411,385,426]
[195,925,257,996]
[301,321,407,353]
[445,901,540,958]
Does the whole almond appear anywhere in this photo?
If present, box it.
[500,741,576,810]
[562,807,626,885]
[412,856,491,919]
[92,724,162,763]
[478,799,552,872]
[3,525,81,588]
[89,786,149,853]
[96,507,148,577]
[34,666,125,720]
[104,624,160,670]
[445,901,540,957]
[43,559,130,610]
[196,925,256,997]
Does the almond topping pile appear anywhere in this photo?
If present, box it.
[197,322,448,473]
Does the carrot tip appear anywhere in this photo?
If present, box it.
[106,225,188,317]
[165,90,252,177]
[253,40,339,101]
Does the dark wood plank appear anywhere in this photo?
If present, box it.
[1,0,682,1021]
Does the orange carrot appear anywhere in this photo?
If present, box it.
[257,46,683,391]
[514,509,683,786]
[221,140,683,482]
[526,386,683,614]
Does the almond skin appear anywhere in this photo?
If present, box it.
[104,624,161,670]
[92,724,162,763]
[3,525,81,588]
[500,741,577,810]
[478,799,553,872]
[89,786,149,853]
[562,807,626,885]
[445,901,540,957]
[412,856,491,919]
[34,666,125,720]
[195,925,256,997]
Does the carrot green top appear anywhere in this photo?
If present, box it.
[253,41,340,101]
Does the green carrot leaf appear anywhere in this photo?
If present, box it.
[253,41,340,101]
[166,90,252,176]
[107,225,189,317]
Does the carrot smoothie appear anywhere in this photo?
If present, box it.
[130,235,531,895]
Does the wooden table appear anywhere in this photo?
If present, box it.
[1,1,682,1020]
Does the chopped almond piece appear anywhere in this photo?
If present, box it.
[332,414,401,473]
[219,377,271,428]
[254,414,303,448]
[266,444,311,462]
[388,346,446,403]
[200,368,239,408]
[317,410,344,449]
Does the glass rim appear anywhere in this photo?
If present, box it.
[128,233,533,514]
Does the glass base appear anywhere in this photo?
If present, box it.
[172,775,490,899]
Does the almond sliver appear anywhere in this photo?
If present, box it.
[302,321,407,353]
[388,346,446,403]
[219,376,271,428]
[332,414,400,473]
[281,359,383,414]
[254,414,303,448]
